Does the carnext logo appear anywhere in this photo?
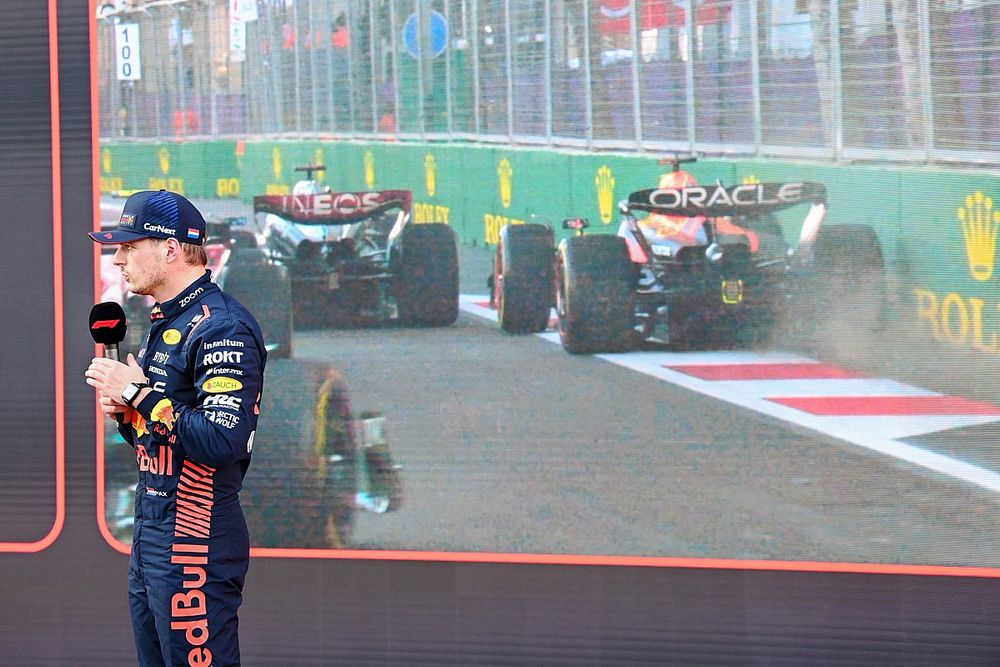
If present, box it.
[143,222,177,237]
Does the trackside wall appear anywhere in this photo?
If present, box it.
[99,140,1000,363]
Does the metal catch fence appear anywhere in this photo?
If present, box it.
[97,0,1000,164]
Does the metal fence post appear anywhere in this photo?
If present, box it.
[444,0,453,136]
[472,0,481,135]
[345,0,357,133]
[174,6,186,137]
[208,0,217,136]
[150,9,163,136]
[684,0,696,152]
[916,0,935,160]
[308,0,318,133]
[749,0,762,155]
[504,0,513,141]
[629,0,642,148]
[326,0,336,133]
[416,0,427,137]
[830,0,844,161]
[266,3,283,133]
[292,0,302,132]
[390,0,401,137]
[582,0,593,149]
[370,0,378,133]
[544,0,552,143]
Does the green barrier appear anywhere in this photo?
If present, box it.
[99,141,239,198]
[102,139,1000,360]
[403,144,462,234]
[899,170,1000,354]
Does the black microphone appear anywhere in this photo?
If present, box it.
[89,302,128,362]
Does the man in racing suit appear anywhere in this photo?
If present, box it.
[86,190,266,667]
[641,169,759,250]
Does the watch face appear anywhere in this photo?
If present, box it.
[123,383,141,405]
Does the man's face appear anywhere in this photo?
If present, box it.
[112,238,167,297]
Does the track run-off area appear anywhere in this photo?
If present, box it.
[460,296,1000,497]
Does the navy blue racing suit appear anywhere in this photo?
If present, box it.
[117,270,266,667]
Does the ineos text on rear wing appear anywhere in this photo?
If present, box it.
[253,190,412,225]
[626,182,826,218]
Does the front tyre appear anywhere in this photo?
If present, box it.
[556,235,636,354]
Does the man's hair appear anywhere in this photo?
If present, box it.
[149,237,208,267]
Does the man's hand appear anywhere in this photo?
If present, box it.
[85,354,148,407]
[98,392,131,419]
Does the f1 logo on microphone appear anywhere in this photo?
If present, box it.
[91,319,123,330]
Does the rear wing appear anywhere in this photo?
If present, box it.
[253,190,412,225]
[625,182,826,218]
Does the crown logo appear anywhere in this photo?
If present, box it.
[272,147,282,181]
[741,174,760,185]
[102,148,112,174]
[314,148,326,182]
[498,158,513,209]
[158,148,170,175]
[595,166,616,224]
[364,151,376,189]
[425,154,437,197]
[957,191,999,282]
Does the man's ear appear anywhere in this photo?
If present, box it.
[163,238,181,263]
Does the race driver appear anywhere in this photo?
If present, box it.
[640,169,759,251]
[85,190,267,667]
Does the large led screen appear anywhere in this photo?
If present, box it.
[93,0,1000,577]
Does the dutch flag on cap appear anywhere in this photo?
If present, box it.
[187,228,200,240]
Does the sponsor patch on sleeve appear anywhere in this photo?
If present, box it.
[202,377,244,393]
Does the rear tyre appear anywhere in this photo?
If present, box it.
[394,224,459,326]
[221,249,294,359]
[241,359,357,548]
[798,224,886,348]
[497,224,554,333]
[556,235,636,354]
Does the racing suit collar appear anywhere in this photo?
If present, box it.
[149,270,217,322]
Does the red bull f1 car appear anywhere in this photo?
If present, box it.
[492,165,885,354]
[251,166,459,328]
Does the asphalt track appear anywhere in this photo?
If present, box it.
[103,198,1000,568]
[290,243,1000,568]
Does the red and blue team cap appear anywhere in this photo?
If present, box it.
[88,190,206,246]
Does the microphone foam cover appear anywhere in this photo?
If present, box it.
[89,301,128,345]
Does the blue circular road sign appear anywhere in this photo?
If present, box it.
[403,10,447,59]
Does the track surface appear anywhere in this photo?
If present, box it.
[312,242,1000,568]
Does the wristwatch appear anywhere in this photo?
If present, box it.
[121,381,149,407]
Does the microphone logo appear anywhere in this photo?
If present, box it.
[89,302,128,359]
